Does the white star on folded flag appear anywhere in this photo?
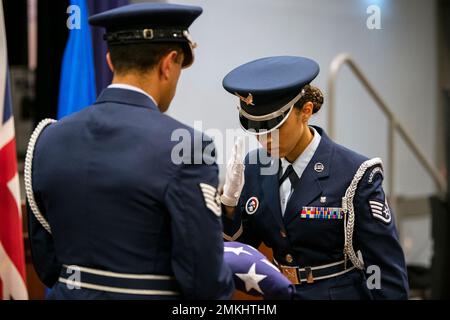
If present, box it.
[224,246,252,256]
[224,241,295,299]
[235,263,267,294]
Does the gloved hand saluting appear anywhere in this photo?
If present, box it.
[221,137,245,207]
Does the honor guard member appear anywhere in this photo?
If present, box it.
[24,3,233,300]
[220,56,409,299]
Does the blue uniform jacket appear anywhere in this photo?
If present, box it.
[28,88,234,300]
[223,126,409,299]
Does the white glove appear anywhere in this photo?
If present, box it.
[221,138,245,207]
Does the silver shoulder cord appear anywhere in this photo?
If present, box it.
[342,157,383,270]
[24,118,57,234]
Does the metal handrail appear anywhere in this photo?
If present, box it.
[327,53,447,205]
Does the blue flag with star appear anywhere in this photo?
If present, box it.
[224,242,294,299]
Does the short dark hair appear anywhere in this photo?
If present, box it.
[108,42,186,74]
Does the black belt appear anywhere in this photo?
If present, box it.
[273,259,356,285]
[58,265,180,296]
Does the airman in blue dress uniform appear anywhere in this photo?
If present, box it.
[25,3,233,300]
[220,56,409,299]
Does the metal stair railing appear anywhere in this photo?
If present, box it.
[327,53,447,212]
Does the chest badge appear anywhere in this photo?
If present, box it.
[245,197,259,215]
[314,162,325,173]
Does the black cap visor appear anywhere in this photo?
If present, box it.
[239,106,293,135]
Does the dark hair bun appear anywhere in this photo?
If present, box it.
[302,84,324,114]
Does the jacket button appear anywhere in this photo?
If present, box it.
[280,230,287,238]
[285,254,293,263]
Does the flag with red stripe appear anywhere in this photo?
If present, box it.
[0,0,28,300]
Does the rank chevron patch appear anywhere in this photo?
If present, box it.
[199,183,222,217]
[369,199,392,224]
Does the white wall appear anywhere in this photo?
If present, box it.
[161,0,438,197]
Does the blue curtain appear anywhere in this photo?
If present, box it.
[57,0,96,119]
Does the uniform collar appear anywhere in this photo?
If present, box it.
[282,126,335,224]
[107,84,158,106]
[307,126,333,179]
[281,126,322,179]
[258,126,335,227]
[95,86,160,112]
